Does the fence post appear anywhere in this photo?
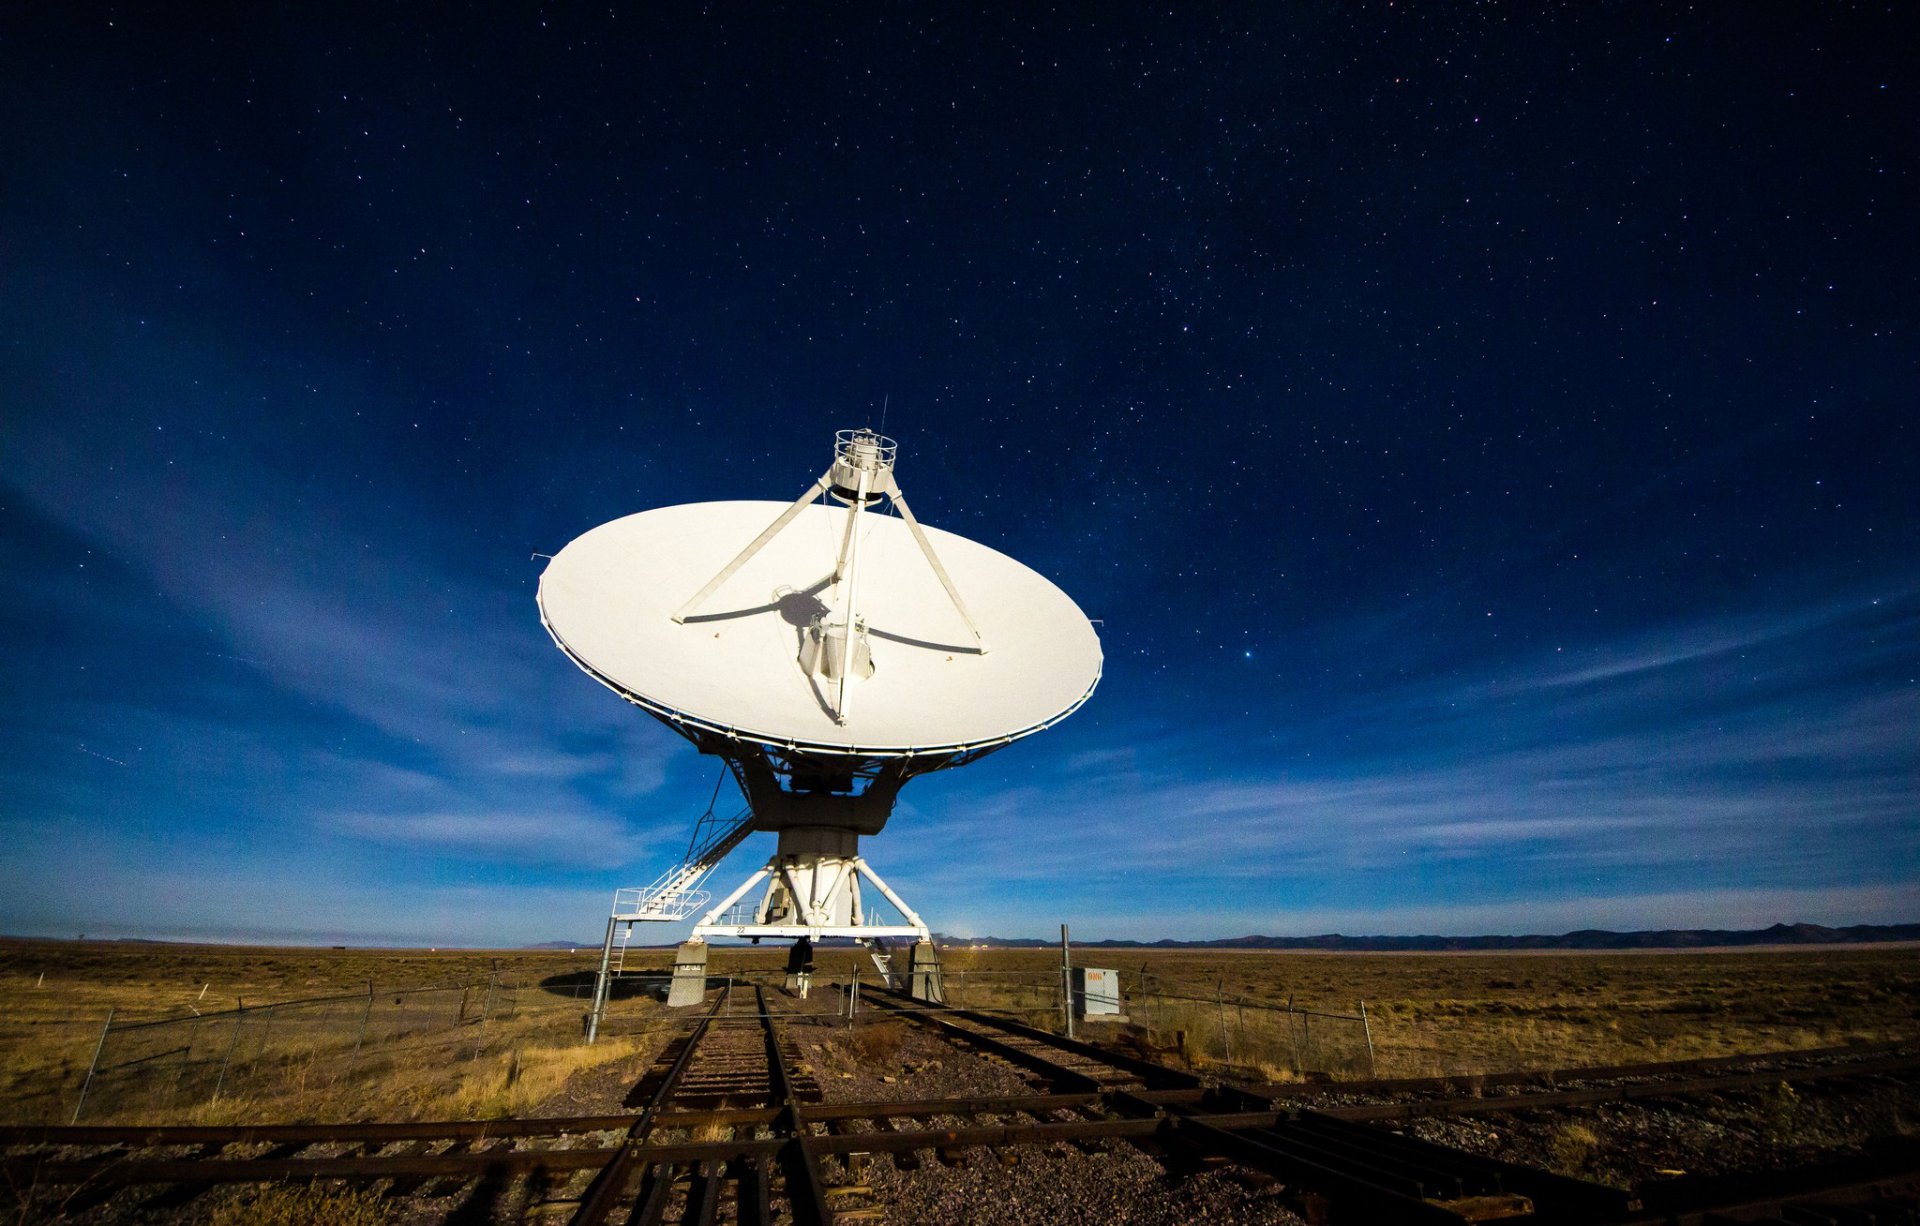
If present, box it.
[70,1007,115,1124]
[348,983,374,1071]
[473,966,500,1060]
[1360,1000,1376,1076]
[1059,923,1073,1040]
[212,1005,246,1102]
[1217,979,1231,1064]
[257,1002,279,1059]
[167,1016,203,1106]
[1286,995,1299,1070]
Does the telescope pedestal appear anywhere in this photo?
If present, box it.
[691,825,932,942]
[908,939,945,1002]
[662,838,945,1005]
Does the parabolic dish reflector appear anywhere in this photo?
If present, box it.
[538,500,1102,755]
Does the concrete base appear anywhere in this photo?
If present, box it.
[666,940,709,1007]
[908,939,945,1004]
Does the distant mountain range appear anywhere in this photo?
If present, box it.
[928,922,1920,951]
[529,921,1920,952]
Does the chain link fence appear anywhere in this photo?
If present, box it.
[630,957,1378,1084]
[1121,969,1376,1079]
[70,974,533,1122]
[808,952,1375,1081]
[60,953,1377,1121]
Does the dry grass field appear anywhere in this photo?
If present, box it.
[0,941,638,1127]
[2,938,1915,1127]
[930,944,1920,1078]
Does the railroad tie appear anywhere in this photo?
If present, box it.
[680,1160,725,1226]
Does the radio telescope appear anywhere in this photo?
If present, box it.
[538,429,1101,1022]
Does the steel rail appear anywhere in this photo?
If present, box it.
[859,986,1183,1096]
[12,1122,1915,1226]
[1253,1038,1917,1100]
[0,1088,1207,1155]
[805,1086,1207,1120]
[865,998,1099,1092]
[858,982,1643,1224]
[5,1147,633,1185]
[570,989,727,1226]
[1320,1051,1920,1123]
[9,1039,1895,1152]
[0,1115,644,1147]
[1624,1135,1920,1224]
[1,1110,1294,1187]
[758,984,834,1226]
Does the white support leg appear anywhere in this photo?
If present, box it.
[881,471,988,652]
[852,857,931,937]
[689,851,930,942]
[672,474,831,623]
[695,866,770,931]
[832,463,874,724]
[812,859,850,921]
[777,863,812,925]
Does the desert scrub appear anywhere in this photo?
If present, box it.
[850,1020,910,1064]
[443,1033,655,1119]
[1547,1122,1602,1176]
[201,1182,391,1225]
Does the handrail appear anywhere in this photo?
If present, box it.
[614,806,756,921]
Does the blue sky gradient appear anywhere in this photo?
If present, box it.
[2,4,1914,944]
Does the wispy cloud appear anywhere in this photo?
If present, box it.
[1509,586,1917,691]
[327,809,644,863]
[884,586,1920,935]
[0,350,685,894]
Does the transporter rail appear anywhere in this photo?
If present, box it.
[4,987,1916,1225]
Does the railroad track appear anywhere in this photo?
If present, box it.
[1,984,838,1226]
[858,983,1633,1223]
[4,983,1917,1225]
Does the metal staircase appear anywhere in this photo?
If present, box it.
[586,798,759,1042]
[867,942,898,988]
[614,804,757,922]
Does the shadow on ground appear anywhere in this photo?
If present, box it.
[537,970,669,1002]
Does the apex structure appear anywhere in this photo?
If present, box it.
[672,428,988,726]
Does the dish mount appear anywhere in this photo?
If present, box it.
[537,428,1101,1029]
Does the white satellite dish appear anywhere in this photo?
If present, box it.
[538,502,1101,753]
[540,429,1101,1016]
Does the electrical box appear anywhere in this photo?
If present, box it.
[1071,967,1124,1020]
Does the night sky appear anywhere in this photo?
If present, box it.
[3,5,1915,946]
